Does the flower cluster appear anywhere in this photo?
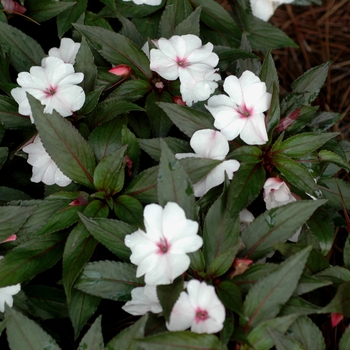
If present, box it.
[123,202,226,334]
[12,38,84,187]
[150,34,220,106]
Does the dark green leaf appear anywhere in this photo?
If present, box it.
[269,329,305,350]
[26,0,75,22]
[227,146,262,163]
[318,178,350,210]
[294,274,332,296]
[318,149,350,171]
[308,111,342,132]
[322,281,350,316]
[28,95,96,188]
[118,15,145,48]
[173,6,201,37]
[78,315,104,350]
[0,187,31,203]
[259,50,279,94]
[114,195,144,228]
[344,236,350,270]
[217,280,243,315]
[339,324,350,350]
[110,79,151,102]
[0,96,31,129]
[6,307,61,349]
[315,266,350,287]
[114,0,165,17]
[279,296,322,316]
[214,46,257,71]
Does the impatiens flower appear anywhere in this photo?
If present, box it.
[175,129,240,197]
[124,202,202,285]
[122,285,162,316]
[22,135,72,187]
[150,35,220,106]
[11,57,85,122]
[0,256,20,313]
[250,0,294,22]
[122,0,162,5]
[47,38,81,65]
[263,177,301,242]
[167,280,225,334]
[206,71,271,145]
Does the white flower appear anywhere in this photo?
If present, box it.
[124,202,202,285]
[250,0,294,21]
[175,129,240,197]
[122,285,162,316]
[11,57,85,123]
[206,71,271,145]
[47,38,81,64]
[166,280,225,334]
[263,177,301,242]
[150,35,220,106]
[122,0,162,5]
[22,135,72,187]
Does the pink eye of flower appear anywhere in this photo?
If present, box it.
[45,87,56,96]
[176,57,189,67]
[157,238,170,254]
[195,308,209,322]
[237,105,253,118]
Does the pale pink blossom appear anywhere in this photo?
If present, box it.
[263,177,301,242]
[250,0,294,21]
[22,135,72,187]
[47,38,81,65]
[11,57,85,123]
[122,285,162,316]
[122,0,162,5]
[150,35,220,106]
[0,256,20,313]
[175,129,240,197]
[206,71,271,145]
[167,280,225,334]
[124,202,202,285]
[1,0,26,14]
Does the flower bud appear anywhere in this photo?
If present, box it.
[69,195,89,207]
[109,64,131,77]
[1,0,26,14]
[173,96,186,106]
[1,234,17,243]
[331,313,343,327]
[275,108,300,132]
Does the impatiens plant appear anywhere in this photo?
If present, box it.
[0,0,348,349]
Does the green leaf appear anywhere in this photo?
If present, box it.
[157,276,183,323]
[124,165,158,204]
[6,307,61,350]
[0,146,8,168]
[68,288,100,340]
[173,6,201,36]
[242,247,311,330]
[74,24,152,80]
[228,146,262,163]
[114,195,144,228]
[273,153,318,195]
[269,329,305,350]
[318,149,350,171]
[146,91,173,137]
[114,0,165,17]
[277,132,339,158]
[217,280,243,315]
[0,95,32,129]
[227,163,266,215]
[190,0,241,47]
[279,296,322,316]
[158,139,197,221]
[267,83,280,136]
[135,331,223,350]
[28,95,96,188]
[106,314,148,350]
[314,266,350,287]
[0,187,31,203]
[78,315,104,350]
[75,260,143,300]
[118,15,145,48]
[0,233,65,287]
[322,281,350,316]
[344,236,350,270]
[57,0,88,37]
[75,37,97,94]
[339,324,350,350]
[294,274,332,296]
[308,111,342,132]
[240,200,326,260]
[0,21,45,72]
[318,178,350,210]
[26,0,75,22]
[63,200,108,301]
[93,146,127,196]
[259,50,279,94]
[214,46,257,71]
[158,102,214,137]
[79,215,134,260]
[110,79,151,102]
[159,0,193,38]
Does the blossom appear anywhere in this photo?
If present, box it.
[150,35,220,106]
[124,202,202,285]
[263,177,301,242]
[22,135,72,187]
[11,57,85,123]
[167,280,225,334]
[47,38,81,65]
[122,285,162,316]
[250,0,294,22]
[1,0,26,14]
[206,71,271,145]
[122,0,162,5]
[175,129,240,197]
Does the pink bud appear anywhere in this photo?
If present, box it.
[233,258,253,268]
[173,96,186,106]
[109,64,131,77]
[69,195,89,206]
[155,81,164,89]
[1,0,26,14]
[331,313,343,327]
[275,108,300,132]
[1,234,17,243]
[125,155,133,176]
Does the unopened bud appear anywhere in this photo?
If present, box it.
[126,155,133,176]
[173,96,186,106]
[1,234,17,243]
[230,258,253,278]
[331,313,343,327]
[109,64,131,77]
[1,0,26,14]
[275,108,300,132]
[69,195,89,207]
[155,81,164,89]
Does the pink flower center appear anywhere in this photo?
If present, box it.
[45,86,57,96]
[176,56,189,68]
[156,238,170,254]
[195,308,209,323]
[236,104,253,118]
